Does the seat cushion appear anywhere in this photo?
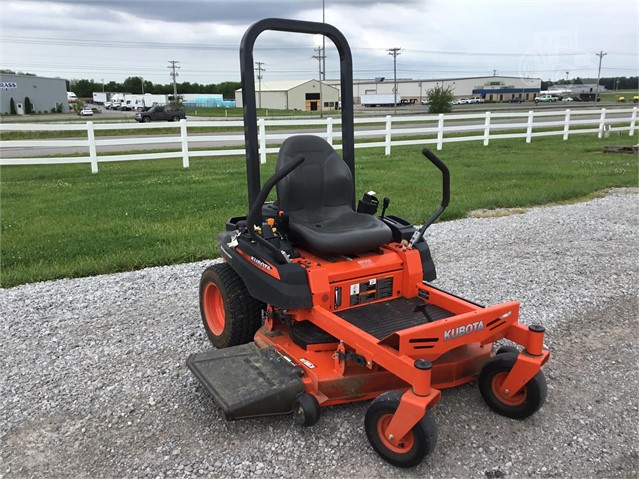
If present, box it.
[289,207,392,255]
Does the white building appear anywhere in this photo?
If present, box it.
[235,79,339,111]
[326,76,542,104]
[0,73,69,114]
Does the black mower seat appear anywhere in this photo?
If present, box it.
[276,135,392,255]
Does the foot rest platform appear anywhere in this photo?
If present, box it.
[187,343,304,419]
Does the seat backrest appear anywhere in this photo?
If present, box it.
[276,135,353,220]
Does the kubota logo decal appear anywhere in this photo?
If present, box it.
[444,321,485,341]
[250,256,272,271]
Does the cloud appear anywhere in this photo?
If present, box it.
[1,0,636,83]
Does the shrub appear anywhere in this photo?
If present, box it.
[24,97,33,114]
[9,97,16,115]
[427,85,454,114]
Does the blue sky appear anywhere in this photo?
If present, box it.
[1,0,637,84]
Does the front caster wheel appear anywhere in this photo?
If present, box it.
[496,345,519,355]
[364,390,437,468]
[479,352,547,419]
[293,393,320,427]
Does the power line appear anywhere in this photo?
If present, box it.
[4,35,637,57]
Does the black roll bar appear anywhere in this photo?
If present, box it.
[240,18,355,209]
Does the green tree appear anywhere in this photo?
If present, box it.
[427,85,454,114]
[216,81,241,99]
[9,97,16,115]
[24,97,33,114]
[71,99,85,115]
[122,76,145,94]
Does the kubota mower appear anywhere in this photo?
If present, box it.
[187,18,549,468]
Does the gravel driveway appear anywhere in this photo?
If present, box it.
[1,188,637,479]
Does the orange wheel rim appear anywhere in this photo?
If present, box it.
[376,414,414,453]
[491,372,527,406]
[203,283,225,336]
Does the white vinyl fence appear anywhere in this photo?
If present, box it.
[1,107,636,173]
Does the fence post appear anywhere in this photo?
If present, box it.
[563,109,571,141]
[384,115,392,155]
[259,118,266,164]
[597,108,607,139]
[180,119,189,168]
[526,110,534,144]
[436,113,444,151]
[483,111,491,146]
[326,117,334,145]
[86,121,98,173]
[630,107,637,136]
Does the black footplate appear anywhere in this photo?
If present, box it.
[187,343,304,419]
[336,297,454,340]
[291,320,338,349]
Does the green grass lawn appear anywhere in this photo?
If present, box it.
[1,134,637,287]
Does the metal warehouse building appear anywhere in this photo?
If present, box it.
[235,80,339,111]
[0,73,69,114]
[327,76,542,104]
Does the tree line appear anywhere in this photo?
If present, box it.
[541,76,638,91]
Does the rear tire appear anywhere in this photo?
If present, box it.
[478,352,547,419]
[171,115,180,121]
[364,390,437,468]
[199,262,264,349]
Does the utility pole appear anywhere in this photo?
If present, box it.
[255,61,265,109]
[313,46,326,115]
[167,60,180,106]
[387,47,401,115]
[566,71,569,83]
[141,76,145,95]
[322,0,326,81]
[595,50,607,103]
[493,69,497,77]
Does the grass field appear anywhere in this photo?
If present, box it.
[1,134,637,287]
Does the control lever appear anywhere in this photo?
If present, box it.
[380,197,390,219]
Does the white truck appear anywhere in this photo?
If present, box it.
[360,94,400,107]
[92,92,108,104]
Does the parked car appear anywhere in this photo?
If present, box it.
[90,107,101,114]
[617,96,626,103]
[468,97,484,104]
[420,98,429,105]
[534,95,558,103]
[134,105,186,123]
[562,97,574,102]
[78,107,94,117]
[507,97,524,103]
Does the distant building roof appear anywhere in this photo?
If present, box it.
[236,79,338,92]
